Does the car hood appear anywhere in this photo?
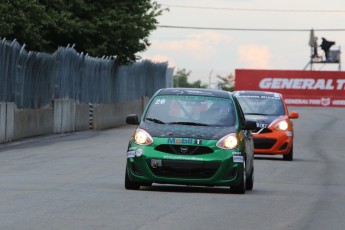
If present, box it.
[139,122,237,140]
[244,114,285,128]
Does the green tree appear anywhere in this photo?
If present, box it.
[173,69,208,88]
[0,0,165,64]
[217,73,235,91]
[0,0,49,50]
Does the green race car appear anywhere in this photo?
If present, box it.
[125,88,256,194]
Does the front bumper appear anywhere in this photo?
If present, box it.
[253,130,293,155]
[126,145,244,187]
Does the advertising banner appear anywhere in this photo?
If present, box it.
[235,69,345,107]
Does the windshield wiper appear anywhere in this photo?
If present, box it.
[169,121,209,126]
[145,117,165,124]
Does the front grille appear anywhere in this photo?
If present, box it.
[147,159,220,179]
[254,138,276,149]
[155,144,213,155]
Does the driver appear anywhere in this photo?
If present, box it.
[262,99,283,115]
[207,101,232,125]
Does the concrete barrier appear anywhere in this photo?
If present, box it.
[0,97,149,143]
[93,97,148,130]
[14,107,54,140]
[53,99,76,134]
[0,103,6,143]
[76,104,91,131]
[0,103,14,143]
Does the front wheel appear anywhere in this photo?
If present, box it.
[246,167,254,190]
[230,162,246,194]
[125,167,140,190]
[283,145,293,161]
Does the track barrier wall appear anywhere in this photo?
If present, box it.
[0,97,150,143]
[0,38,171,143]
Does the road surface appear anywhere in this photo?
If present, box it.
[0,107,344,230]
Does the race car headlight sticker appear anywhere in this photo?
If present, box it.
[133,128,153,145]
[216,133,238,149]
[275,120,288,131]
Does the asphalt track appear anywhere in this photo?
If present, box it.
[0,107,344,230]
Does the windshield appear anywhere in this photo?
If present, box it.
[144,95,236,126]
[236,94,286,116]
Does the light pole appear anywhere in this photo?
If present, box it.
[208,69,213,88]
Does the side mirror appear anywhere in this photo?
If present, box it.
[126,114,139,125]
[289,111,299,119]
[242,120,257,131]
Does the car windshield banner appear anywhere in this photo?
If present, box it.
[235,69,345,107]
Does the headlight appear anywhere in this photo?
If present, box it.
[275,120,288,131]
[216,133,238,149]
[133,128,153,145]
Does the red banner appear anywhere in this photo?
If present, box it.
[234,69,345,107]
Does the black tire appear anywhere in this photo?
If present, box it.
[246,167,254,191]
[283,145,293,161]
[141,182,152,187]
[230,162,246,194]
[125,167,140,190]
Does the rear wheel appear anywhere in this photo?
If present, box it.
[125,167,140,190]
[283,145,293,161]
[230,162,246,194]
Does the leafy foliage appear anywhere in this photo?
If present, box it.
[0,0,165,64]
[217,73,235,91]
[173,69,208,88]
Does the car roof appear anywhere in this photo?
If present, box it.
[233,90,282,98]
[157,88,232,99]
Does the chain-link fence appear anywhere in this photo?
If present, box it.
[0,39,172,109]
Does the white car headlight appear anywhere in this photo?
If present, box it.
[216,133,238,149]
[275,120,288,131]
[133,128,153,145]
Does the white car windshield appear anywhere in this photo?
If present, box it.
[236,95,286,116]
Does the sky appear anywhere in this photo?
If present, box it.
[140,0,345,87]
